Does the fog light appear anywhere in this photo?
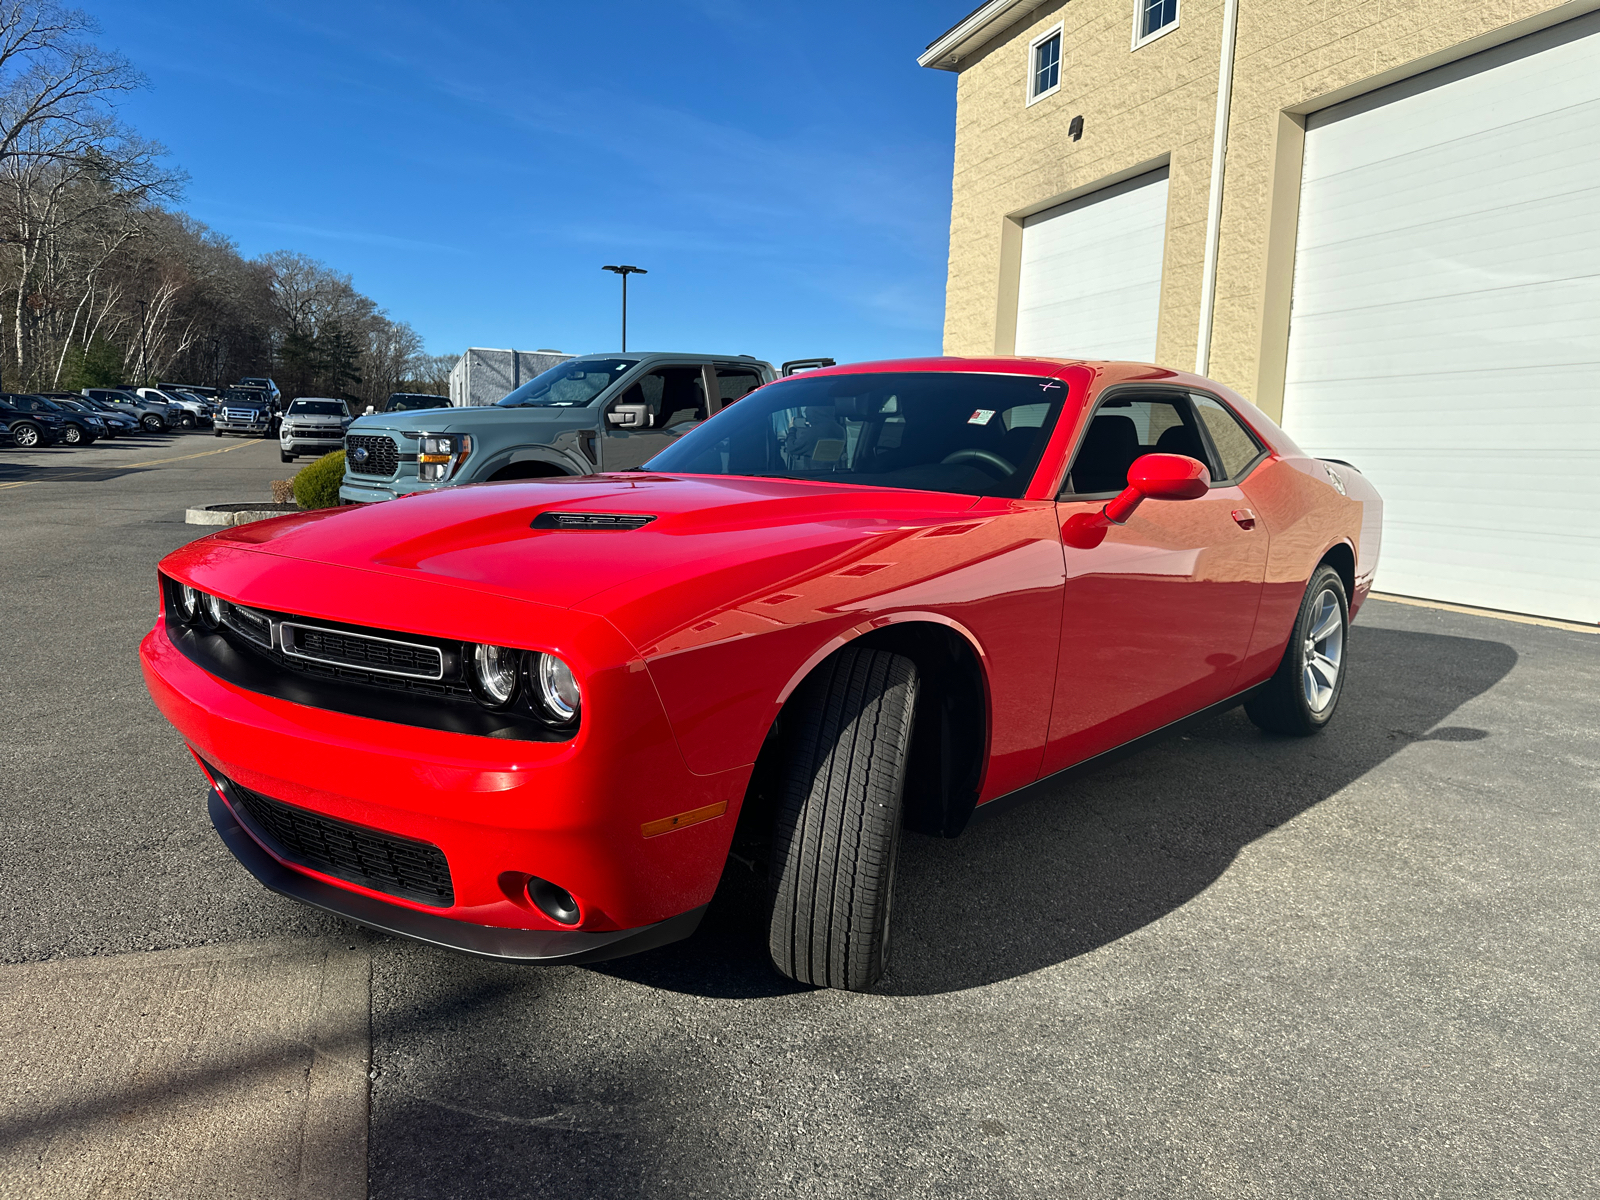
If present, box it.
[527,877,580,926]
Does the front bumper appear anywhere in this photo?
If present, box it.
[209,784,705,962]
[283,435,345,455]
[216,422,271,435]
[140,598,747,955]
[338,477,435,503]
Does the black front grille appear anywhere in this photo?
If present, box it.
[282,623,443,679]
[346,434,399,477]
[221,773,454,907]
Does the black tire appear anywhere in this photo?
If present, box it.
[62,424,83,445]
[768,646,919,992]
[281,450,295,463]
[141,414,163,432]
[11,421,42,448]
[180,413,196,429]
[1245,564,1349,737]
[213,429,223,438]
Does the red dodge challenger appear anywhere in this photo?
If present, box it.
[141,357,1381,991]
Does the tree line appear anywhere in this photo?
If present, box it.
[0,1,453,405]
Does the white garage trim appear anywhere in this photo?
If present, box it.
[1282,12,1600,624]
[1014,166,1169,363]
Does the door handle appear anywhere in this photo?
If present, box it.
[1231,509,1257,530]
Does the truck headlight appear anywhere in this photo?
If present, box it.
[417,434,471,482]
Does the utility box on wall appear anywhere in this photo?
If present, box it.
[448,348,572,407]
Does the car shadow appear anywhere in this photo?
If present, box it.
[602,624,1516,998]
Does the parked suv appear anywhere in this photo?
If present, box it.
[136,387,211,428]
[213,387,278,438]
[278,397,353,462]
[4,393,102,444]
[0,395,68,447]
[82,387,177,432]
[339,352,774,503]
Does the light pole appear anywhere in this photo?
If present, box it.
[601,264,646,351]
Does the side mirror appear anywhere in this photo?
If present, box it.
[1064,453,1210,549]
[607,404,652,429]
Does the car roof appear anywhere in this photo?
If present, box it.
[768,355,1221,391]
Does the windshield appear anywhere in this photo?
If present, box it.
[386,394,448,411]
[645,371,1069,499]
[496,358,637,408]
[289,400,346,415]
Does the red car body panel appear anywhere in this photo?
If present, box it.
[140,356,1380,958]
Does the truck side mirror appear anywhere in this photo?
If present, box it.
[607,404,652,429]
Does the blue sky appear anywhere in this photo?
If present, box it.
[81,0,971,367]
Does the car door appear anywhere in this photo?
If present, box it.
[1042,388,1268,775]
[600,362,712,470]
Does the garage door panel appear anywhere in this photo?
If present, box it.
[1282,12,1600,622]
[1288,187,1600,314]
[1015,167,1168,361]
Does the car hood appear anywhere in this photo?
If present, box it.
[204,474,981,617]
[350,405,577,434]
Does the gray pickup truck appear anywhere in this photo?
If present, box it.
[338,351,774,504]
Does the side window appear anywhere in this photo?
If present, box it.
[610,367,706,430]
[1061,394,1208,496]
[1191,393,1264,482]
[714,367,762,410]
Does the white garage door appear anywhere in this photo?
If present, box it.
[1282,14,1600,623]
[1015,167,1169,362]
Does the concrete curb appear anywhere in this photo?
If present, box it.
[186,502,301,526]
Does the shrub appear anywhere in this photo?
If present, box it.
[292,450,345,509]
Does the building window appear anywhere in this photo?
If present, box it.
[1027,24,1063,105]
[1133,0,1178,48]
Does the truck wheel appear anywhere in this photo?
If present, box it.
[281,450,294,462]
[213,429,223,438]
[180,413,196,429]
[768,646,919,992]
[141,414,163,432]
[1245,564,1349,737]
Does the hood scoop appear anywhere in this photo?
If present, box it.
[531,511,657,531]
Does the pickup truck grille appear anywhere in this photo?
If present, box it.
[345,434,399,478]
[218,770,455,907]
[222,407,265,423]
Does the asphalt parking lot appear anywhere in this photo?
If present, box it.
[2,436,1595,1198]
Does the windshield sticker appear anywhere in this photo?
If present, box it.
[810,438,846,463]
[967,409,996,425]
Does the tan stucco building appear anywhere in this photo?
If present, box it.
[920,0,1600,624]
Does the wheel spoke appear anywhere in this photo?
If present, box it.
[1309,603,1341,644]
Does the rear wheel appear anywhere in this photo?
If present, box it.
[767,646,918,992]
[12,421,42,448]
[1245,564,1349,736]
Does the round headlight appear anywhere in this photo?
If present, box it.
[471,643,521,708]
[177,584,200,622]
[200,591,226,628]
[536,653,581,724]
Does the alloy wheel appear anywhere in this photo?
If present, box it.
[14,424,39,447]
[1301,589,1344,713]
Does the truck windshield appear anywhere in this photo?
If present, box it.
[289,401,346,415]
[496,358,637,408]
[386,394,448,411]
[644,371,1070,499]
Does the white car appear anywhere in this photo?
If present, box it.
[279,398,353,463]
[136,387,210,429]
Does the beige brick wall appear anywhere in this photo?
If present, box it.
[942,0,1590,418]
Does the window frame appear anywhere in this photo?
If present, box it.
[1025,22,1064,106]
[1056,385,1224,501]
[1130,0,1179,51]
[1188,389,1268,485]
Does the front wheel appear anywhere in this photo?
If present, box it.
[62,425,84,445]
[281,450,295,463]
[213,429,223,438]
[180,413,196,429]
[768,646,918,992]
[141,414,163,432]
[1245,564,1349,736]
